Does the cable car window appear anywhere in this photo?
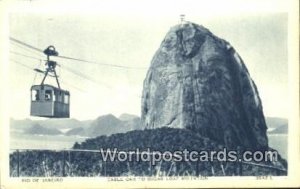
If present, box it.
[31,90,39,101]
[53,92,56,101]
[45,90,52,101]
[57,91,62,102]
[64,94,69,104]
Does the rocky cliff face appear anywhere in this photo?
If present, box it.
[141,22,268,150]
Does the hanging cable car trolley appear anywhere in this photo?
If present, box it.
[30,45,70,118]
[30,84,70,118]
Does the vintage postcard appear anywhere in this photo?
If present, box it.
[0,0,299,188]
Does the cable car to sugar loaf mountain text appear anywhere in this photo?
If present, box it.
[30,46,70,118]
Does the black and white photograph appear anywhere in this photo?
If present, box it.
[0,0,299,188]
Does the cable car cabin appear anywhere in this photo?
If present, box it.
[30,85,70,118]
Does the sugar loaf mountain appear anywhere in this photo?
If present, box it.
[142,22,268,150]
[10,22,287,177]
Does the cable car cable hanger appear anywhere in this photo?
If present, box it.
[41,46,60,89]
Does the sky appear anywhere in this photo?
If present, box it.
[6,0,289,120]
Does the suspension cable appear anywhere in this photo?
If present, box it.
[10,37,148,70]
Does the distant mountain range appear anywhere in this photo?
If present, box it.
[9,115,287,137]
[10,113,142,137]
[26,124,63,135]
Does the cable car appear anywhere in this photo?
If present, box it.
[30,85,70,118]
[30,46,70,118]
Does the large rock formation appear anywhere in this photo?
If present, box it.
[141,22,268,150]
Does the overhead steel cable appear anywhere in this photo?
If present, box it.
[11,58,143,98]
[56,55,147,70]
[59,79,86,92]
[60,64,143,98]
[9,37,148,70]
[10,50,113,89]
[10,50,44,61]
[10,59,35,70]
[10,41,45,57]
[10,59,85,92]
[60,64,112,89]
[9,37,44,53]
[9,37,148,98]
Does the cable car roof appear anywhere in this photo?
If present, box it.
[31,84,70,94]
